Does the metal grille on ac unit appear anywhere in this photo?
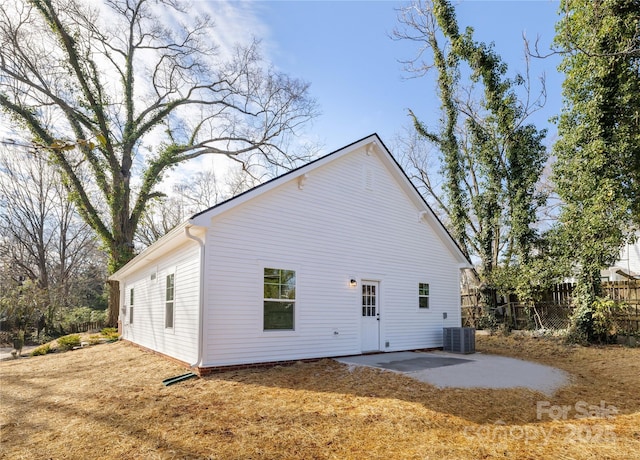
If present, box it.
[443,327,476,354]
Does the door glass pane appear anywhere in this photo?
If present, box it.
[362,283,377,317]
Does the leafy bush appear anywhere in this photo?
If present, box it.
[12,330,25,353]
[476,313,499,332]
[57,334,81,351]
[90,309,108,324]
[100,327,119,341]
[31,344,52,356]
[0,280,48,337]
[59,306,107,329]
[566,303,592,345]
[36,333,57,345]
[591,298,623,340]
[567,297,624,344]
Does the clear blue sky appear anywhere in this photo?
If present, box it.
[251,0,563,153]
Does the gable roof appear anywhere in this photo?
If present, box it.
[111,134,470,281]
[190,133,469,265]
[190,134,376,223]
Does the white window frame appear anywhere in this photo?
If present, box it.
[261,265,297,333]
[419,282,430,309]
[129,287,134,325]
[165,271,175,329]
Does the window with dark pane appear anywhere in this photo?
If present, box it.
[419,283,429,309]
[129,288,134,324]
[263,268,295,330]
[165,273,175,328]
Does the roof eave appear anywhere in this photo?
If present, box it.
[108,221,191,281]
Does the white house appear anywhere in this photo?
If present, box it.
[109,134,470,373]
[601,233,640,281]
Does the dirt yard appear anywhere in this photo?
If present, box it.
[1,335,639,459]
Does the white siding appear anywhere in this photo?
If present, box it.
[620,238,640,277]
[202,146,462,367]
[602,234,640,281]
[121,243,200,364]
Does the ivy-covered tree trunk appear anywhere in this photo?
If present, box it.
[0,0,317,326]
[396,0,548,293]
[553,0,640,313]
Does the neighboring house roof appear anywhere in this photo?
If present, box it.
[110,133,470,281]
[614,268,640,280]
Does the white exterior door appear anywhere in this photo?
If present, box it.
[361,281,380,352]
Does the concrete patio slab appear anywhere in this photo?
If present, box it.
[335,351,570,396]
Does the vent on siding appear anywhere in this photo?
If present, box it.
[443,327,475,354]
[150,272,157,281]
[363,167,375,191]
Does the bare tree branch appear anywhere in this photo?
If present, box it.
[0,0,318,279]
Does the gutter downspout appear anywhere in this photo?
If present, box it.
[185,224,205,370]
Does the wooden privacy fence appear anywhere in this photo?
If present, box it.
[539,283,575,305]
[69,321,105,334]
[613,304,640,333]
[461,280,640,332]
[606,282,640,333]
[603,281,640,306]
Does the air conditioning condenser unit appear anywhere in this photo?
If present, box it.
[443,327,475,354]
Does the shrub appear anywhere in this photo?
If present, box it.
[100,327,119,341]
[36,333,56,345]
[591,298,623,341]
[12,330,25,354]
[57,334,81,351]
[56,306,107,334]
[31,344,52,356]
[62,306,96,324]
[566,303,592,345]
[567,297,624,344]
[476,313,499,332]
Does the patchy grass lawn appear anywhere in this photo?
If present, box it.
[1,336,639,459]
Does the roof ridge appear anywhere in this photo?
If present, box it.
[190,133,380,220]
